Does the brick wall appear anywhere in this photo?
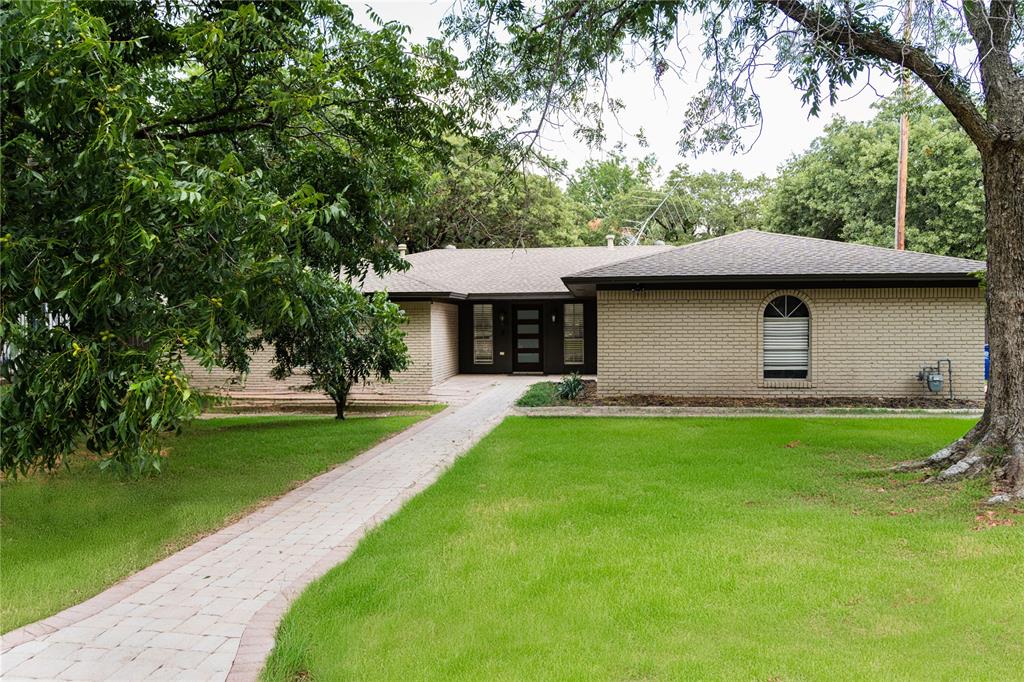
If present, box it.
[183,301,443,400]
[430,302,459,385]
[351,300,434,399]
[596,287,986,400]
[181,347,308,394]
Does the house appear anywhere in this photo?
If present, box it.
[186,231,987,402]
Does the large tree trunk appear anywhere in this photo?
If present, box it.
[898,142,1024,502]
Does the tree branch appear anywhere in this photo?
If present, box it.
[964,0,1021,128]
[135,115,274,141]
[760,0,996,147]
[988,0,1018,50]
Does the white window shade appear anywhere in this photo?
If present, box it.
[763,318,809,372]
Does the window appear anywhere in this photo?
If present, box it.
[473,304,493,364]
[563,303,584,365]
[763,295,809,379]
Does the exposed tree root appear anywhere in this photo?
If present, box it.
[893,418,1024,504]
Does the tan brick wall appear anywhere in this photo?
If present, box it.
[597,287,986,400]
[181,347,308,394]
[430,302,459,385]
[184,301,442,400]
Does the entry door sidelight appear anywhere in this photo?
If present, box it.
[513,306,543,372]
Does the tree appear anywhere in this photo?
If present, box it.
[262,276,408,420]
[663,166,770,239]
[395,140,587,250]
[567,151,656,220]
[568,158,769,244]
[1,1,462,474]
[448,0,1024,501]
[764,94,985,258]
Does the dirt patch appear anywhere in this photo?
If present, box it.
[567,380,980,409]
[973,508,1021,531]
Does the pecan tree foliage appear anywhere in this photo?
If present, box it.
[448,0,1024,501]
[1,0,464,474]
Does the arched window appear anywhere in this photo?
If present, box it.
[763,295,809,379]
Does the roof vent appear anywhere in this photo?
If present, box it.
[398,243,408,257]
[445,244,457,250]
[605,234,615,250]
[654,240,665,246]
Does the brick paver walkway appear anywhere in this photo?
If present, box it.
[1,376,537,681]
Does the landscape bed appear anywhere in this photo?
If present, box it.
[0,413,429,632]
[517,380,982,409]
[264,416,1022,680]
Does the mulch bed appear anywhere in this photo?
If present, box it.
[568,380,981,410]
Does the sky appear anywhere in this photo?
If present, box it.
[355,1,897,180]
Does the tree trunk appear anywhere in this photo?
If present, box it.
[331,381,351,420]
[897,142,1024,502]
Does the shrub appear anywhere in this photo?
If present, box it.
[556,373,585,400]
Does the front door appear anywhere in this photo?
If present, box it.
[513,306,543,372]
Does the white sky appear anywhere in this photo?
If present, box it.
[356,1,897,180]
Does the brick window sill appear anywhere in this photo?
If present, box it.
[761,379,814,390]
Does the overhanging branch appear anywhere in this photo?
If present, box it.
[760,0,996,147]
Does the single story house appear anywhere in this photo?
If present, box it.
[187,230,987,402]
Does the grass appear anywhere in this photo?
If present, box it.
[206,403,446,416]
[0,413,429,632]
[515,381,563,406]
[264,416,1023,681]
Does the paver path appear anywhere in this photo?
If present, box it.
[1,377,538,681]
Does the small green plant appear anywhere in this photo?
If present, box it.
[516,382,559,407]
[556,373,585,400]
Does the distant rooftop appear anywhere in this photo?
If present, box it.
[358,245,674,299]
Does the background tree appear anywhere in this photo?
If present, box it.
[1,1,463,474]
[689,170,770,237]
[262,277,408,420]
[567,151,656,231]
[764,93,985,258]
[395,140,586,250]
[660,166,770,240]
[569,159,769,244]
[448,0,1024,501]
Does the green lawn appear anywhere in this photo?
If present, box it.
[264,416,1023,681]
[0,413,430,632]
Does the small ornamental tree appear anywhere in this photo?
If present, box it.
[264,277,409,420]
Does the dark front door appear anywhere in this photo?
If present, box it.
[513,306,543,372]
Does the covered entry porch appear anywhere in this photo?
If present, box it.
[456,299,597,375]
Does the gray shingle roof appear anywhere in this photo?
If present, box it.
[563,230,985,283]
[358,245,676,298]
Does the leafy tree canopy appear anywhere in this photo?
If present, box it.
[567,150,656,222]
[395,139,588,250]
[1,0,465,474]
[764,92,985,259]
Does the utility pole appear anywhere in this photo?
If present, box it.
[894,0,912,250]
